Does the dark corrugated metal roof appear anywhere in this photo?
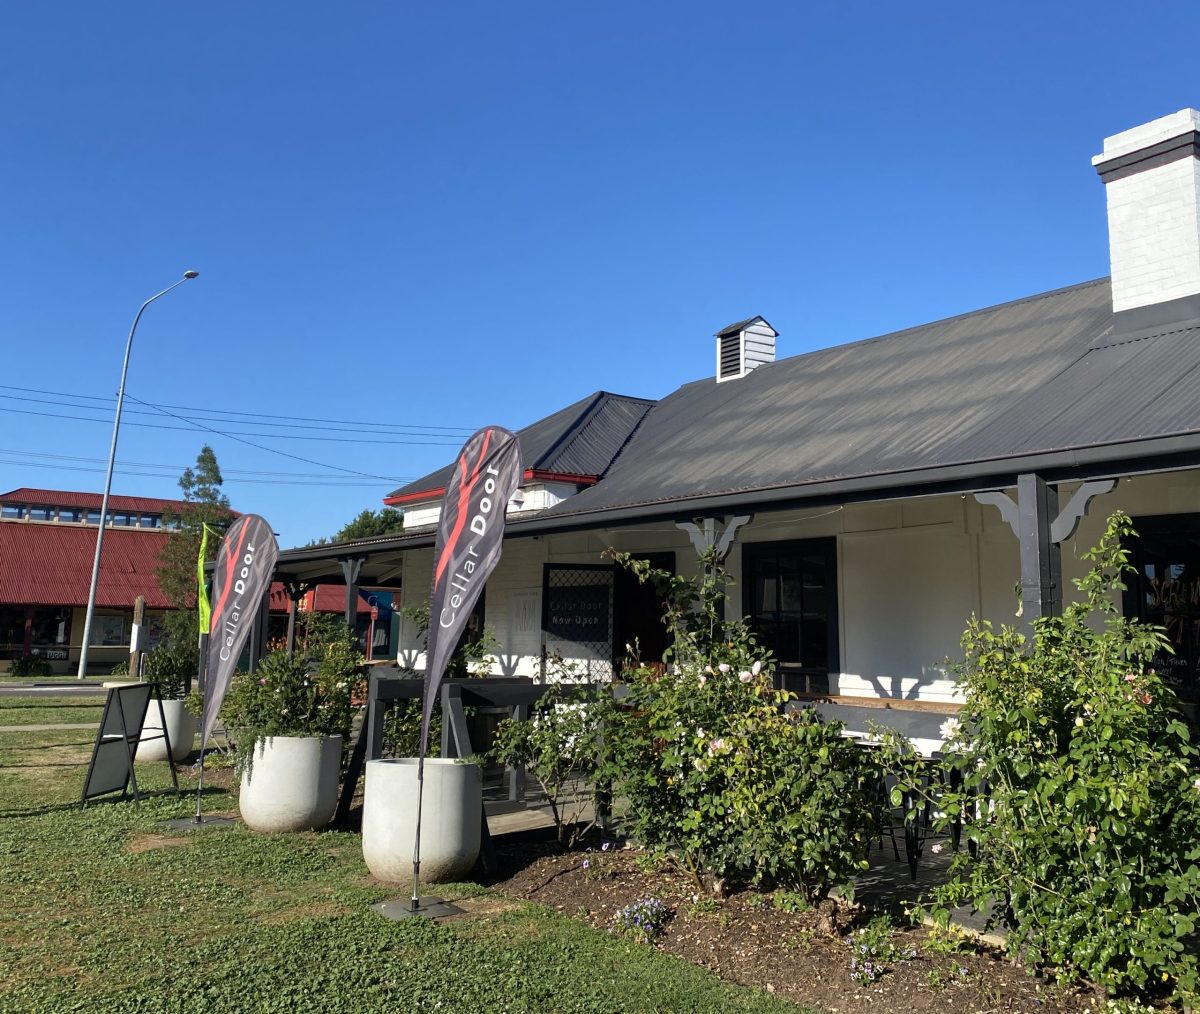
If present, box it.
[0,523,173,608]
[385,392,654,501]
[535,278,1200,520]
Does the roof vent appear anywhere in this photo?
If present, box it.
[715,316,777,382]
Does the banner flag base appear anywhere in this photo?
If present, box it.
[370,897,464,921]
[162,815,236,831]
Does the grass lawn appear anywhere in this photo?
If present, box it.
[0,721,811,1013]
[0,693,106,728]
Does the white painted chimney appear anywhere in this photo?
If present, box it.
[1094,109,1200,320]
[715,316,777,382]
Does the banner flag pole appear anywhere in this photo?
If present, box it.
[374,426,521,920]
[165,514,279,832]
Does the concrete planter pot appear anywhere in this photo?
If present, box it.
[136,697,197,763]
[238,735,342,833]
[362,758,482,886]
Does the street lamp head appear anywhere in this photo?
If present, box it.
[183,270,199,279]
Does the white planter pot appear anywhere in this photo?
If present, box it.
[136,698,197,763]
[362,758,482,886]
[238,735,342,833]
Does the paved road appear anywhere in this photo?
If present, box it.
[0,683,106,697]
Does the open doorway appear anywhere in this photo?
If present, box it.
[613,552,675,674]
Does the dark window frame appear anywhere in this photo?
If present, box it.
[742,537,839,695]
[1122,513,1200,703]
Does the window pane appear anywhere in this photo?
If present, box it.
[140,514,160,528]
[29,608,71,646]
[1127,519,1200,702]
[89,615,126,647]
[2,505,26,520]
[28,507,53,521]
[744,538,836,675]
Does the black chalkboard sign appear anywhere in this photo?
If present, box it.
[545,583,609,641]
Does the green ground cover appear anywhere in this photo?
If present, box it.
[0,694,106,727]
[0,721,810,1013]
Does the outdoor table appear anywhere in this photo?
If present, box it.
[842,732,962,880]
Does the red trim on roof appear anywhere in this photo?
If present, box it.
[382,469,597,507]
[0,524,173,608]
[383,487,444,507]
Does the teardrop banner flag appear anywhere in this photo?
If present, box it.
[200,514,280,751]
[419,426,522,761]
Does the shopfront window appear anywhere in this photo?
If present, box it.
[0,606,26,655]
[1124,514,1200,703]
[29,607,71,646]
[88,614,128,647]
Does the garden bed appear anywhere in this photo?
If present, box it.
[489,833,1099,1013]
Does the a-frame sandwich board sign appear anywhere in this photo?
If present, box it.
[81,683,180,806]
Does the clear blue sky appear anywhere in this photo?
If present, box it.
[2,2,1198,546]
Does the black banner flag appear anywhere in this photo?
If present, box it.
[200,514,280,750]
[419,427,522,760]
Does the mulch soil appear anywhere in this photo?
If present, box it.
[487,832,1105,1014]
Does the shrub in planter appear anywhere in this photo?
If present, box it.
[142,641,196,700]
[222,645,366,832]
[926,512,1200,1002]
[222,645,365,776]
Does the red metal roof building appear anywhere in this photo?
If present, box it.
[1,487,387,673]
[0,487,189,673]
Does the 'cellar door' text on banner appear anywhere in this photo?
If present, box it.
[419,427,522,761]
[200,515,280,750]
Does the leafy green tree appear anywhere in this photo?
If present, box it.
[155,445,234,654]
[333,507,404,542]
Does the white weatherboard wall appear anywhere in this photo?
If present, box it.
[395,470,1200,701]
[401,482,579,531]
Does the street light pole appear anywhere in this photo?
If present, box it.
[77,271,200,680]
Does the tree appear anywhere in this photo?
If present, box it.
[333,507,404,542]
[155,446,234,650]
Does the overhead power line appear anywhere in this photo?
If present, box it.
[0,447,414,488]
[121,393,413,483]
[0,397,464,445]
[0,384,477,436]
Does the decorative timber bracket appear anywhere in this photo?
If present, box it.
[974,476,1116,628]
[675,515,753,563]
[339,556,367,625]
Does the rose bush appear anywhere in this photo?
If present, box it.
[605,548,884,900]
[924,512,1200,1002]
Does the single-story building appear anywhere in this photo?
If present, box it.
[0,488,185,672]
[274,108,1200,743]
[0,487,382,674]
